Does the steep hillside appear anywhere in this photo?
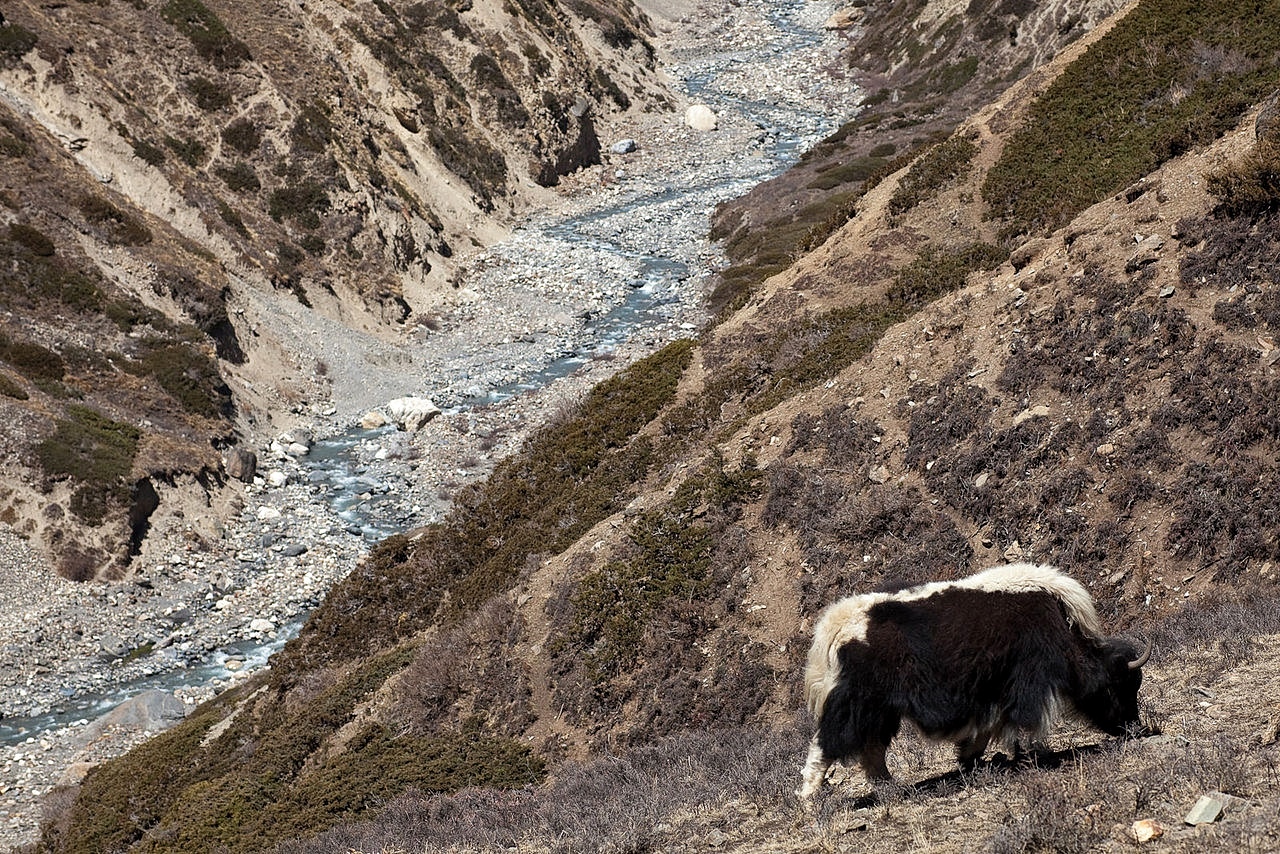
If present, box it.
[0,0,663,577]
[37,0,1280,851]
[706,0,1129,314]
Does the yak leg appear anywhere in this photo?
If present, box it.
[859,740,891,782]
[957,731,992,772]
[797,738,832,800]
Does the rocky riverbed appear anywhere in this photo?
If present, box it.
[0,0,862,847]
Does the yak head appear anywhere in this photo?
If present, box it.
[1075,636,1151,737]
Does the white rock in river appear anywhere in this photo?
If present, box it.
[387,396,441,431]
[249,618,276,634]
[685,104,717,131]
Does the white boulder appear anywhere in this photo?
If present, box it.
[685,104,717,131]
[387,396,441,431]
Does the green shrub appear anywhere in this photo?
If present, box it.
[78,195,152,245]
[268,180,329,228]
[131,138,166,166]
[8,222,55,256]
[186,75,231,111]
[160,0,250,68]
[570,512,714,679]
[0,330,65,383]
[806,155,891,191]
[221,117,261,154]
[1206,138,1280,214]
[983,0,1280,236]
[138,341,230,418]
[35,404,140,490]
[0,19,38,65]
[214,161,260,192]
[886,241,1007,305]
[887,130,977,217]
[290,103,332,155]
[164,134,207,167]
[215,197,249,237]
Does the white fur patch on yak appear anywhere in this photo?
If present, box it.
[804,563,1100,718]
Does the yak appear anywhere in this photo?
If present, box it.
[798,563,1149,799]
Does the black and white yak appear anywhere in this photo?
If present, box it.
[799,563,1150,798]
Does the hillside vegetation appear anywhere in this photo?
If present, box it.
[0,0,662,577]
[37,0,1280,851]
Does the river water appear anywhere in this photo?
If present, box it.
[0,0,859,747]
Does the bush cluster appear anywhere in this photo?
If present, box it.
[887,130,978,217]
[160,0,250,68]
[982,0,1280,236]
[77,195,152,245]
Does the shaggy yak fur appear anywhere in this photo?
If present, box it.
[799,563,1148,798]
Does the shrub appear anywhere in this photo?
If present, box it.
[0,330,65,383]
[982,0,1280,236]
[164,134,207,167]
[214,161,260,193]
[290,103,332,156]
[186,75,231,111]
[1205,138,1280,214]
[77,195,152,245]
[221,117,261,154]
[0,19,38,66]
[268,180,329,228]
[160,0,250,68]
[887,130,977,217]
[138,341,231,418]
[8,222,55,256]
[35,405,140,493]
[131,138,166,166]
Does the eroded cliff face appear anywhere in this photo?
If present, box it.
[0,0,664,578]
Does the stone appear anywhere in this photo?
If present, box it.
[1184,793,1226,825]
[249,618,276,634]
[1012,404,1051,425]
[975,472,991,488]
[281,543,308,557]
[224,448,257,483]
[868,465,889,484]
[610,138,638,154]
[824,8,861,29]
[1010,238,1048,272]
[685,104,717,132]
[284,442,310,457]
[265,470,288,488]
[1096,443,1116,456]
[387,396,441,431]
[1131,819,1164,843]
[360,410,389,429]
[256,506,282,521]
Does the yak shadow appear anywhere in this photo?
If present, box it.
[820,741,1122,815]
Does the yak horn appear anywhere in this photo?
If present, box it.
[1128,638,1152,670]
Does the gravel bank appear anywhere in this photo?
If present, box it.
[0,0,861,847]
